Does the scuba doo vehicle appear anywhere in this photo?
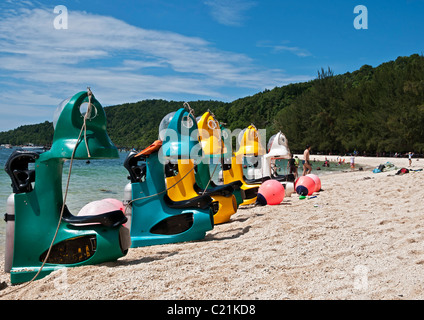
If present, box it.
[162,107,238,225]
[4,90,130,284]
[219,125,262,206]
[123,109,215,247]
[195,111,243,207]
[244,131,295,195]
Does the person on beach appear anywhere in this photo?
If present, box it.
[287,154,298,179]
[408,152,414,167]
[302,145,312,176]
[350,154,355,171]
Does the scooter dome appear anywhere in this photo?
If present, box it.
[235,125,266,156]
[159,108,199,160]
[197,111,226,157]
[267,134,277,153]
[49,91,118,160]
[158,111,176,141]
[266,132,290,157]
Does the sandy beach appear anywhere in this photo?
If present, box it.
[1,155,424,300]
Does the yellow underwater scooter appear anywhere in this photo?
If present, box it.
[219,124,266,206]
[195,111,244,207]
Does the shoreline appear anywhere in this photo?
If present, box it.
[294,154,419,174]
[1,155,424,300]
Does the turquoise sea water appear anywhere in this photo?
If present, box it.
[246,157,352,178]
[0,148,351,255]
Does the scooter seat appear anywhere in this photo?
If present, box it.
[207,179,243,191]
[244,173,295,184]
[163,193,212,210]
[272,173,295,182]
[193,183,234,197]
[226,180,243,190]
[243,175,271,184]
[62,205,127,228]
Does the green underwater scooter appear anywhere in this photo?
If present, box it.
[123,108,216,247]
[4,91,131,284]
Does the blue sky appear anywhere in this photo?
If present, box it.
[0,0,423,131]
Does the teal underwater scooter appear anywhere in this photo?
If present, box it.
[123,107,216,247]
[4,90,131,284]
[163,107,240,224]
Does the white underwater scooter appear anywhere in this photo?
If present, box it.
[245,131,295,195]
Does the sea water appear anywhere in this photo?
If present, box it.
[242,158,352,178]
[0,148,350,255]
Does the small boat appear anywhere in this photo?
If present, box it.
[21,145,47,152]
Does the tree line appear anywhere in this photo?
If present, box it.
[1,53,423,155]
[274,54,424,155]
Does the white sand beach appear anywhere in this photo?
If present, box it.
[1,155,424,300]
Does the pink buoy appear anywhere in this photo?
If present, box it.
[295,176,316,196]
[77,198,125,225]
[258,179,285,205]
[306,174,321,192]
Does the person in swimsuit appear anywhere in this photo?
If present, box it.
[350,154,355,171]
[287,154,298,179]
[303,145,312,176]
[408,152,414,167]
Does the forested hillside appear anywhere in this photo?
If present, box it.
[105,100,228,148]
[0,121,54,147]
[274,54,424,154]
[1,53,423,154]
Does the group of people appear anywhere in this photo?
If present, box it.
[287,145,358,178]
[287,145,313,179]
[286,148,417,178]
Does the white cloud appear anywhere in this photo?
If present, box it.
[272,45,312,58]
[0,6,311,131]
[257,41,312,58]
[204,0,256,26]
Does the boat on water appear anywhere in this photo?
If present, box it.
[20,145,48,152]
[0,144,48,152]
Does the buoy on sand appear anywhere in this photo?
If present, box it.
[257,179,285,205]
[306,174,321,192]
[295,176,316,196]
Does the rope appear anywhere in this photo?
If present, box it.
[124,102,216,215]
[84,87,93,158]
[201,163,219,195]
[0,89,93,297]
[183,102,195,119]
[124,160,197,215]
